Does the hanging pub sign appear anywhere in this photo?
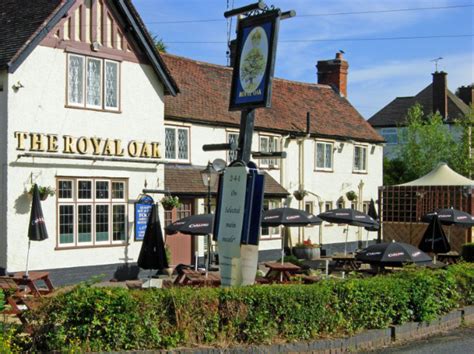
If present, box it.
[229,9,281,111]
[134,195,154,241]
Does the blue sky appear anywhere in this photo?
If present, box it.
[134,0,473,118]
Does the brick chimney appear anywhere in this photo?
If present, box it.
[456,85,473,107]
[432,71,448,118]
[317,52,349,97]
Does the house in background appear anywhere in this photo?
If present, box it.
[161,52,384,260]
[368,71,472,158]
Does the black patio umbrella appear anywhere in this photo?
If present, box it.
[364,199,380,246]
[421,208,474,227]
[165,214,214,272]
[261,207,322,227]
[355,241,432,267]
[318,208,379,254]
[25,184,49,277]
[262,207,322,269]
[165,213,214,235]
[418,214,451,256]
[137,204,168,272]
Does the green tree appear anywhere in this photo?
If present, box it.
[384,103,473,185]
[152,35,167,53]
[241,47,265,91]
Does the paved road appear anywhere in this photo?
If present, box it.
[372,324,474,354]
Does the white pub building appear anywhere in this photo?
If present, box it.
[1,0,384,284]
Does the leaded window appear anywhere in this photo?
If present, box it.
[57,178,128,247]
[86,58,102,108]
[261,200,281,239]
[68,55,84,106]
[227,132,239,162]
[105,60,119,110]
[67,54,119,111]
[354,145,368,172]
[165,126,189,162]
[259,135,280,168]
[315,141,333,170]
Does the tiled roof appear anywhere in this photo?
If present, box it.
[165,165,289,197]
[162,54,384,143]
[0,0,62,69]
[368,84,471,128]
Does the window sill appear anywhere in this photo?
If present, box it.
[314,168,334,173]
[65,105,122,114]
[55,243,128,251]
[352,170,368,175]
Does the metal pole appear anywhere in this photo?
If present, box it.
[237,109,255,163]
[25,240,31,278]
[207,182,212,275]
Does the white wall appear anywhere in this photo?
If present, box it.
[168,119,383,252]
[0,70,8,269]
[6,46,166,272]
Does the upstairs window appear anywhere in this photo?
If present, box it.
[227,132,239,163]
[353,145,367,172]
[381,128,398,145]
[259,135,280,169]
[67,54,120,111]
[315,141,333,170]
[165,126,190,162]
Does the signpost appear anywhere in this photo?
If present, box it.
[213,2,293,286]
[134,195,154,241]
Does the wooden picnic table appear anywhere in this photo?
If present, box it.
[264,262,301,282]
[174,268,220,287]
[437,253,461,265]
[12,271,55,297]
[331,255,361,271]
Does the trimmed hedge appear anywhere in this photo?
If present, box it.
[19,263,474,352]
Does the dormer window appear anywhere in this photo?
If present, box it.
[67,54,120,112]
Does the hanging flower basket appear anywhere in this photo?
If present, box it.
[161,195,181,210]
[29,185,55,201]
[293,189,308,201]
[346,190,358,202]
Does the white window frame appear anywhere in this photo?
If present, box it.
[227,131,239,163]
[353,145,368,173]
[67,54,85,107]
[165,126,190,163]
[261,199,281,239]
[57,177,128,248]
[66,53,120,112]
[259,135,281,169]
[315,140,334,171]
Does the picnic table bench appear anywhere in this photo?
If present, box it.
[331,255,361,271]
[264,262,301,282]
[174,268,220,287]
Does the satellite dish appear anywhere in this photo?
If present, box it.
[212,158,226,172]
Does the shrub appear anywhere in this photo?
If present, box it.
[26,264,474,351]
[462,243,474,262]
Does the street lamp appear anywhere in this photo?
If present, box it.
[200,161,218,271]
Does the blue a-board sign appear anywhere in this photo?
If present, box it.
[229,10,280,111]
[134,195,154,241]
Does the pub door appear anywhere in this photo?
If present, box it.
[164,199,194,266]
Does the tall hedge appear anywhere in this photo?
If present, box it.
[22,263,474,352]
